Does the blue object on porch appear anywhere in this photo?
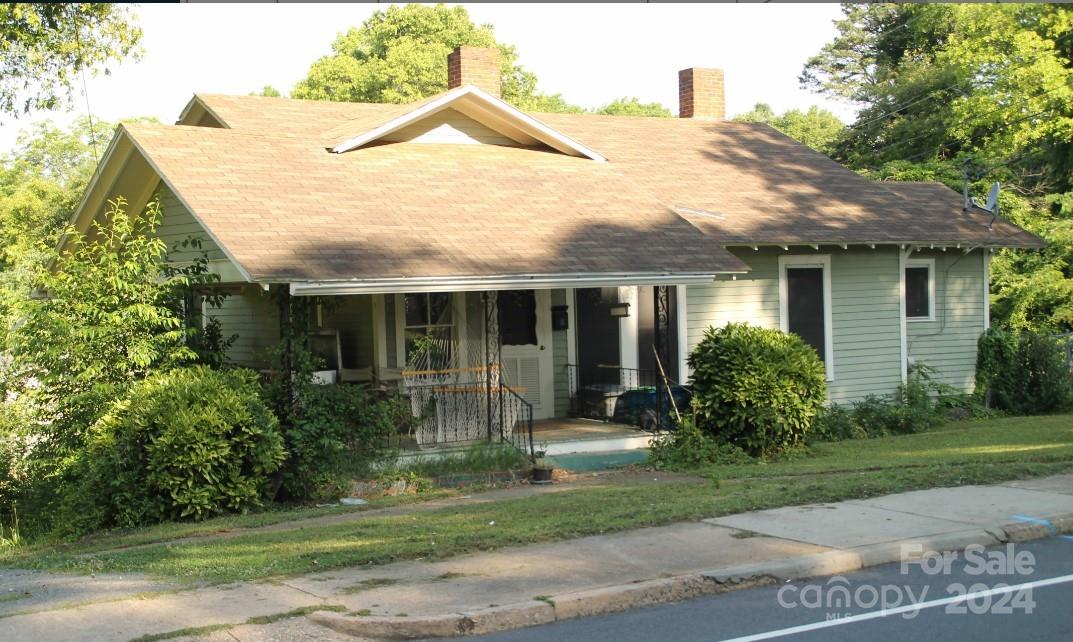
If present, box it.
[552,449,650,472]
[611,385,691,430]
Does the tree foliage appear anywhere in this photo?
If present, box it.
[7,198,197,456]
[292,4,580,113]
[803,3,1073,331]
[594,97,672,118]
[0,3,141,117]
[733,102,845,154]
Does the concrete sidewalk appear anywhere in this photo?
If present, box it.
[3,475,1072,641]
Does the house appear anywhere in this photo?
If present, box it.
[66,46,1042,450]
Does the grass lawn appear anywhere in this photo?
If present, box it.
[2,414,1070,584]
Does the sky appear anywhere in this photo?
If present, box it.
[0,3,855,153]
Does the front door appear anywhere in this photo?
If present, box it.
[575,287,622,386]
[498,289,554,419]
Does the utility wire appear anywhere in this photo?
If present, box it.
[73,15,99,165]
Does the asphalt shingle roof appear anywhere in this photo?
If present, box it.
[131,93,1040,283]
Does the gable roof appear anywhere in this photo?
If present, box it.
[77,93,1042,286]
[118,121,746,284]
[325,85,606,160]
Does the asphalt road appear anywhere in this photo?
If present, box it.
[453,536,1073,642]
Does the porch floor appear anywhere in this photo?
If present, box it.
[532,418,656,456]
[533,418,640,441]
[396,418,657,457]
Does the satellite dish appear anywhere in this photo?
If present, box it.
[972,182,1000,213]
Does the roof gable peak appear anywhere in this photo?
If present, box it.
[328,85,606,162]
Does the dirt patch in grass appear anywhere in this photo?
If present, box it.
[339,578,399,594]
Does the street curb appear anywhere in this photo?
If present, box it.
[306,511,1073,639]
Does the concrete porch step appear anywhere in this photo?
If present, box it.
[551,449,651,472]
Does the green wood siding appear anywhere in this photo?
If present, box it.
[551,289,570,417]
[152,183,227,263]
[907,249,986,393]
[207,289,279,369]
[686,247,906,404]
[828,249,903,403]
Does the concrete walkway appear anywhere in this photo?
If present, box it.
[3,475,1072,641]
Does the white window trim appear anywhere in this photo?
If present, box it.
[904,258,936,322]
[778,254,834,382]
[394,292,465,368]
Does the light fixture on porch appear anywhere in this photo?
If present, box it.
[608,302,631,318]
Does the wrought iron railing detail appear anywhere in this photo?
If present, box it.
[401,378,533,458]
[500,382,535,459]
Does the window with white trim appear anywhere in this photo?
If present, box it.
[402,292,454,365]
[905,259,935,321]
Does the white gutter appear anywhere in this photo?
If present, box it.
[288,272,729,296]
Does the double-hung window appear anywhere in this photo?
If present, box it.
[402,292,454,365]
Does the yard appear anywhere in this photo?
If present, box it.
[2,414,1071,584]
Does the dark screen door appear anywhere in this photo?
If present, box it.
[786,267,826,362]
[576,287,621,385]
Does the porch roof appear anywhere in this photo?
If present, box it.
[288,271,721,296]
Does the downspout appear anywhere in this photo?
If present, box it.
[899,246,914,384]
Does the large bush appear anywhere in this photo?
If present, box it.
[278,383,400,501]
[688,323,827,456]
[977,329,1073,414]
[82,366,285,529]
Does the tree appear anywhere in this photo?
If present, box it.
[593,97,671,118]
[773,107,845,156]
[733,102,777,124]
[733,103,845,155]
[0,3,141,117]
[8,198,197,455]
[802,3,1073,331]
[251,85,283,98]
[0,118,111,269]
[292,4,580,113]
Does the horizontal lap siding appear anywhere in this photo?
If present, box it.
[381,108,520,147]
[828,249,902,403]
[685,248,903,404]
[153,183,227,263]
[907,249,985,393]
[686,250,781,350]
[207,289,280,369]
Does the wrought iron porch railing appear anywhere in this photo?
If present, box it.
[565,364,689,431]
[401,379,534,458]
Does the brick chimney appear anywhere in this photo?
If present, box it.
[678,68,725,119]
[447,46,501,98]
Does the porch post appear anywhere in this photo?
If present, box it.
[654,285,672,428]
[278,286,294,423]
[482,291,493,441]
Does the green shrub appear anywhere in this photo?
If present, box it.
[976,329,1073,414]
[811,404,862,442]
[648,418,754,471]
[813,367,948,442]
[279,384,400,501]
[84,366,285,528]
[688,323,827,456]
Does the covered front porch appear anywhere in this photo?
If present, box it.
[280,282,693,454]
